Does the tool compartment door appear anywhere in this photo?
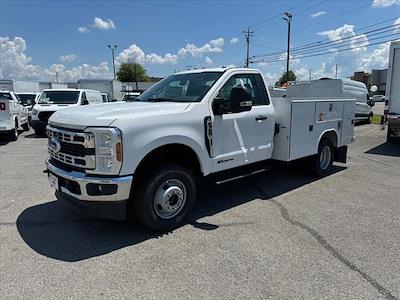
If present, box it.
[341,100,355,145]
[289,101,316,160]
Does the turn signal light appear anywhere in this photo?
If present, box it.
[116,142,122,161]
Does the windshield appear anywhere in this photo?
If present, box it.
[39,91,80,104]
[0,92,12,100]
[17,94,36,106]
[136,72,223,102]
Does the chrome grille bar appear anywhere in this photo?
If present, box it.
[47,125,95,169]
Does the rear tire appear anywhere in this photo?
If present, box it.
[8,120,18,141]
[132,164,196,232]
[367,113,372,124]
[22,123,29,131]
[311,138,334,176]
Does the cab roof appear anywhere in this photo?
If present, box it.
[175,67,260,75]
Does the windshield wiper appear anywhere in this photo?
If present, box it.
[146,98,177,102]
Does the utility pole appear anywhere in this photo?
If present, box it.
[242,27,254,68]
[134,63,138,91]
[309,68,312,81]
[55,72,59,83]
[107,45,117,79]
[335,64,338,78]
[283,12,292,83]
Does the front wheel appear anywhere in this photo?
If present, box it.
[132,164,196,232]
[311,138,334,176]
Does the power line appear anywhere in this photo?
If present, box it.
[287,16,400,51]
[253,23,400,59]
[260,38,398,63]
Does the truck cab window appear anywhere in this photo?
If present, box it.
[217,74,264,107]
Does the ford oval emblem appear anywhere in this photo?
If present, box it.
[49,138,61,153]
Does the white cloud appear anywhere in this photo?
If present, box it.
[263,72,279,86]
[279,52,301,65]
[318,24,369,54]
[310,11,326,18]
[230,37,239,44]
[0,36,112,81]
[116,44,146,65]
[209,37,224,48]
[60,54,77,63]
[359,42,391,70]
[395,17,400,33]
[205,56,213,65]
[146,53,178,64]
[178,37,224,57]
[92,17,115,30]
[372,0,400,7]
[78,26,89,33]
[257,61,268,67]
[116,44,178,65]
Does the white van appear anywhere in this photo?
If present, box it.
[287,78,373,124]
[0,91,29,141]
[31,89,103,135]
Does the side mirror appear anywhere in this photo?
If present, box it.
[230,86,252,113]
[27,99,32,106]
[212,97,225,115]
[82,99,89,105]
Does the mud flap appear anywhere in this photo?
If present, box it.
[334,146,347,163]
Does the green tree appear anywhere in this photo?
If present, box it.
[116,63,150,82]
[275,71,297,87]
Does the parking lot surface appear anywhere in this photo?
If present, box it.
[1,126,399,300]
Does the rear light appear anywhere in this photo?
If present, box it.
[0,102,5,110]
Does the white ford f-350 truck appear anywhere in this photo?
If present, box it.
[46,68,356,231]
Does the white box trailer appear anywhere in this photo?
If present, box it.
[39,82,68,91]
[0,80,40,93]
[385,41,400,141]
[75,79,123,101]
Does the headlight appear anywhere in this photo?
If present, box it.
[85,127,122,175]
[32,108,38,115]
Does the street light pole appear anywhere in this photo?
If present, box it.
[283,12,292,83]
[107,45,117,79]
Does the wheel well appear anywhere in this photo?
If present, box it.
[321,130,338,147]
[135,144,202,177]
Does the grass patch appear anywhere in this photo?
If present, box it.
[372,114,383,124]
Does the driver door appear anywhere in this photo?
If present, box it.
[211,73,275,172]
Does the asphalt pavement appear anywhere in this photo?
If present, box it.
[0,125,399,299]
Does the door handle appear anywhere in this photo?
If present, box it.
[255,115,268,121]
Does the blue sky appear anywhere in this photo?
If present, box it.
[1,0,399,83]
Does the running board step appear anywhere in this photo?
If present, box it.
[215,167,270,185]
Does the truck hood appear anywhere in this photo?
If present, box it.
[48,102,191,130]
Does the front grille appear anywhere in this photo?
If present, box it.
[38,111,55,122]
[47,126,95,170]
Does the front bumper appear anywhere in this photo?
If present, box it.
[31,119,47,131]
[46,158,133,202]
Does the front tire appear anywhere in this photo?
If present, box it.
[133,164,196,232]
[34,129,45,136]
[311,138,334,176]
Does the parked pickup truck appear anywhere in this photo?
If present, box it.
[45,68,356,231]
[0,90,29,141]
